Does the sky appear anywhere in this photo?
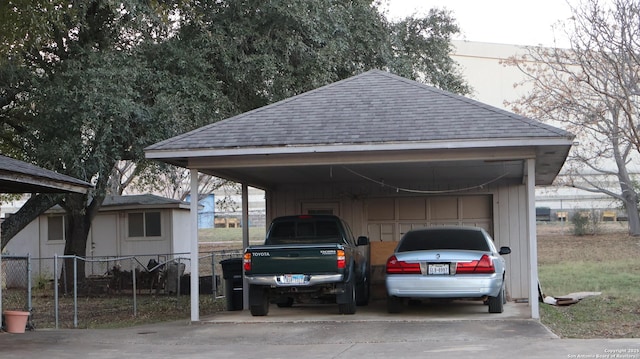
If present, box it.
[383,0,576,47]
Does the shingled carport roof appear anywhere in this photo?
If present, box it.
[0,154,92,194]
[146,70,574,188]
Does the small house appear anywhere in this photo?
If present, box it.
[4,194,192,278]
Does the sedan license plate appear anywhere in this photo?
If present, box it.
[278,274,306,285]
[427,263,450,275]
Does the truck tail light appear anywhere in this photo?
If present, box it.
[337,249,346,269]
[455,254,495,274]
[386,255,421,274]
[243,252,252,271]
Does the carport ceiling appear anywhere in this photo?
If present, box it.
[200,159,526,188]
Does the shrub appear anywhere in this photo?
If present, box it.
[571,209,601,236]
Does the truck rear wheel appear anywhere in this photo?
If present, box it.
[338,280,356,315]
[355,274,370,306]
[276,297,294,308]
[249,285,270,316]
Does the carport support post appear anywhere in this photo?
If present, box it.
[190,168,200,322]
[241,183,249,310]
[527,158,540,319]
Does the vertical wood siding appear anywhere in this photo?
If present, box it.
[268,179,531,300]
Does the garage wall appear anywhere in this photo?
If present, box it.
[266,179,531,300]
[493,183,530,300]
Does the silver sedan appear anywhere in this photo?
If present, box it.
[385,226,511,313]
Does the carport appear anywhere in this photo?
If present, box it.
[0,154,93,317]
[145,70,574,321]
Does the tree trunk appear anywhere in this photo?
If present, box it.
[60,192,104,290]
[1,193,63,250]
[625,205,640,236]
[618,168,640,236]
[623,196,640,236]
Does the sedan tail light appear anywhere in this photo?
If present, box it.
[386,255,421,274]
[455,254,495,274]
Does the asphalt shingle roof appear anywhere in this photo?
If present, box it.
[0,154,93,193]
[147,70,572,152]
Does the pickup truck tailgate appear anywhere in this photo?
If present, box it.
[246,243,343,275]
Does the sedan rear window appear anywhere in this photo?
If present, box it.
[397,229,490,252]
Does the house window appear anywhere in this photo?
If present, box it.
[48,215,65,241]
[128,211,162,238]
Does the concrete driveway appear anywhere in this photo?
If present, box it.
[203,298,532,323]
[1,300,638,359]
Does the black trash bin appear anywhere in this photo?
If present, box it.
[220,258,243,311]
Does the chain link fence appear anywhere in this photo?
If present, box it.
[1,250,243,330]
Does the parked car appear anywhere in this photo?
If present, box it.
[385,226,511,313]
[244,215,370,316]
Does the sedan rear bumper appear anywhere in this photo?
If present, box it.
[386,273,503,298]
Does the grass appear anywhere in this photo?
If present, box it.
[537,222,640,338]
[198,227,266,244]
[2,288,227,329]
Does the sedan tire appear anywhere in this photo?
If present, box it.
[387,295,403,313]
[488,285,505,313]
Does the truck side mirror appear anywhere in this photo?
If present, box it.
[357,236,369,246]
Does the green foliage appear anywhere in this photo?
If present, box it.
[33,272,52,291]
[0,0,470,251]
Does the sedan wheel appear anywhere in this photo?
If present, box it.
[488,285,505,313]
[387,295,403,313]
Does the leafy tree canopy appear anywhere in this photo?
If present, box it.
[0,0,469,258]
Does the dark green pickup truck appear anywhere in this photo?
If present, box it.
[243,215,370,316]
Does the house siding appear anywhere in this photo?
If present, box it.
[5,207,192,280]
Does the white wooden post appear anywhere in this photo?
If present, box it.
[190,168,200,321]
[242,183,249,310]
[527,158,540,319]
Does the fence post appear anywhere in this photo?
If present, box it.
[27,254,32,313]
[177,258,181,298]
[54,254,59,329]
[73,256,78,328]
[211,253,216,299]
[132,257,137,317]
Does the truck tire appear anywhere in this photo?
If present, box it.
[355,274,370,306]
[276,297,294,308]
[338,280,356,315]
[249,285,270,316]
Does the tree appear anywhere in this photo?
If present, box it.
[174,0,470,113]
[130,0,471,200]
[0,1,222,284]
[504,0,640,235]
[1,0,470,282]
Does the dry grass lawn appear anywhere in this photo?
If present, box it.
[537,221,640,338]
